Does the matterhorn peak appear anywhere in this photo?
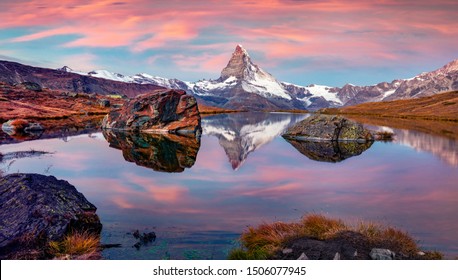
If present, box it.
[220,44,257,80]
[234,44,249,56]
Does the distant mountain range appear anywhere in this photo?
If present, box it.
[1,45,457,110]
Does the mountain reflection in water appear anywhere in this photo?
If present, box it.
[202,112,308,169]
[102,130,200,173]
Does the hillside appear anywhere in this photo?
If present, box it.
[0,82,121,122]
[0,60,164,98]
[321,90,458,121]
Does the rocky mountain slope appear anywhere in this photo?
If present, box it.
[0,60,163,98]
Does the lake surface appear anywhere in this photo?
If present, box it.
[1,112,457,259]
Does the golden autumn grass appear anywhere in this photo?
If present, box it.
[48,231,101,260]
[320,90,458,122]
[229,214,441,260]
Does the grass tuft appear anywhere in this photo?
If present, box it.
[48,231,100,259]
[301,214,347,240]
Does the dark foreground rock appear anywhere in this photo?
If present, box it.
[0,173,102,259]
[283,114,373,142]
[284,138,373,162]
[103,130,200,173]
[274,231,436,260]
[102,89,201,136]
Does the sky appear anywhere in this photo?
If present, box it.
[0,0,457,87]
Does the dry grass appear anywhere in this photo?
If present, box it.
[48,231,101,259]
[229,214,441,260]
[356,222,419,255]
[301,214,348,240]
[241,221,303,253]
[321,90,458,122]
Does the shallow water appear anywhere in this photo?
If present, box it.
[1,112,457,259]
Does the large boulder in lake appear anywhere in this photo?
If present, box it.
[0,173,102,259]
[283,114,373,142]
[102,89,201,136]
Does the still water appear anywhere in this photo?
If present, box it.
[1,112,457,259]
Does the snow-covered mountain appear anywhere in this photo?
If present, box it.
[202,112,308,170]
[61,45,342,110]
[59,46,458,110]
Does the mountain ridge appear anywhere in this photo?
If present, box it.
[1,45,457,111]
[59,45,458,110]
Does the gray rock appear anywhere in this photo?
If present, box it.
[20,82,42,92]
[370,248,396,260]
[283,114,374,142]
[24,123,44,132]
[2,119,44,135]
[0,173,102,259]
[98,99,111,108]
[282,248,293,254]
[297,252,309,260]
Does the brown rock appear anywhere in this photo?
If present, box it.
[102,89,201,135]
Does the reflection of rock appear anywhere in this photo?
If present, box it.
[284,139,373,162]
[0,173,102,259]
[102,89,201,136]
[203,112,308,170]
[103,130,200,172]
[283,114,373,142]
[2,119,44,135]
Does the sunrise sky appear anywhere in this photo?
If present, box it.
[0,0,457,86]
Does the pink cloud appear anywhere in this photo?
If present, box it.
[1,0,457,74]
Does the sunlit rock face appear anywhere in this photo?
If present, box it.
[202,112,307,170]
[103,130,200,173]
[284,139,373,163]
[102,89,201,136]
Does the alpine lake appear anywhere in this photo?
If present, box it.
[1,112,457,259]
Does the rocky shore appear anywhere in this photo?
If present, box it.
[0,173,102,259]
